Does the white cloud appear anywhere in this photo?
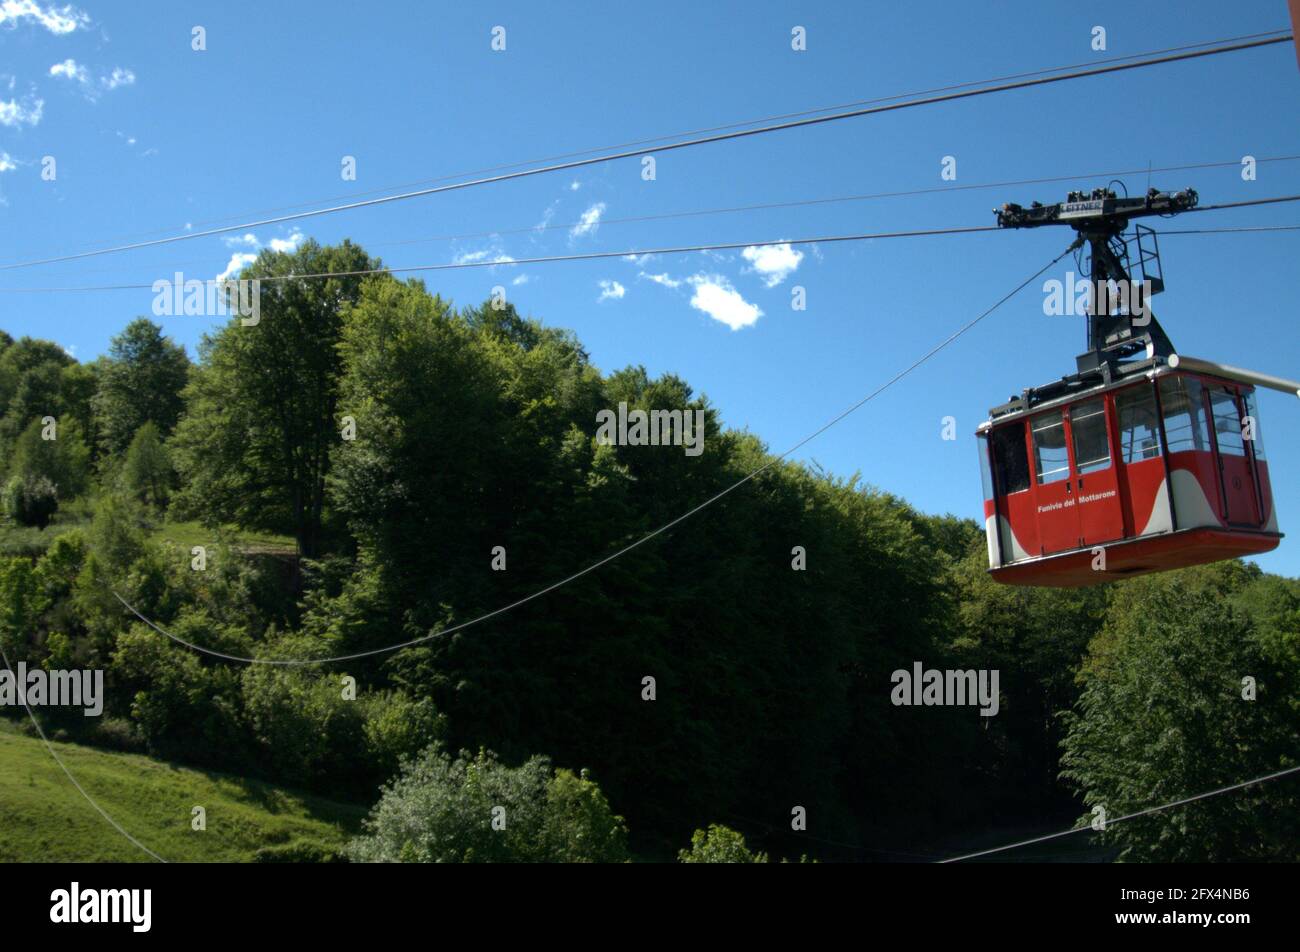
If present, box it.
[511,274,531,286]
[569,180,580,191]
[217,252,257,282]
[622,253,654,266]
[268,230,304,253]
[687,274,762,330]
[214,232,301,277]
[0,151,16,173]
[219,231,303,253]
[570,202,606,240]
[50,60,136,100]
[534,199,559,233]
[0,1,89,34]
[0,95,43,127]
[452,247,514,266]
[101,67,134,90]
[741,242,803,287]
[639,271,681,289]
[48,58,87,84]
[597,279,625,302]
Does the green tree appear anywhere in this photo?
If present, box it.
[92,319,190,457]
[0,336,74,430]
[122,421,174,509]
[171,241,380,559]
[0,556,46,661]
[1061,564,1299,861]
[2,361,64,445]
[327,280,511,628]
[7,417,90,499]
[59,362,101,457]
[85,491,150,571]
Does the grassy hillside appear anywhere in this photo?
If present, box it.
[0,500,93,557]
[145,519,297,556]
[1,514,296,563]
[0,723,365,862]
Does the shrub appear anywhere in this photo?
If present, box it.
[253,841,345,864]
[88,716,145,753]
[241,661,367,788]
[678,824,768,863]
[346,745,629,863]
[109,626,246,765]
[361,690,447,781]
[2,474,59,529]
[539,767,631,863]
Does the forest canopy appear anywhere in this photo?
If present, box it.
[1,241,1295,862]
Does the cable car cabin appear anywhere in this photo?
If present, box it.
[977,366,1281,587]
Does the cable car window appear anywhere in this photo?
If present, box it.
[1158,376,1211,453]
[977,433,995,499]
[1243,390,1265,460]
[1070,398,1111,474]
[1115,385,1162,463]
[1031,410,1070,485]
[1209,388,1247,457]
[988,424,1030,495]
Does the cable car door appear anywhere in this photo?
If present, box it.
[1030,409,1077,554]
[1068,396,1125,546]
[1207,385,1262,526]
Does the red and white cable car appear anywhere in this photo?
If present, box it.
[978,187,1297,587]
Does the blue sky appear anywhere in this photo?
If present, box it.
[2,0,1298,576]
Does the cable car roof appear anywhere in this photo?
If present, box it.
[977,355,1282,432]
[981,357,1173,429]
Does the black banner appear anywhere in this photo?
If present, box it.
[1,861,1289,939]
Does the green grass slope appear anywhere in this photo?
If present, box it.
[0,510,296,559]
[0,724,365,862]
